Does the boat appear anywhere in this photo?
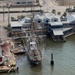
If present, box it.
[27,35,42,65]
[25,6,42,65]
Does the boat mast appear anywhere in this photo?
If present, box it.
[31,4,34,35]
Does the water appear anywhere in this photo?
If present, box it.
[1,35,75,75]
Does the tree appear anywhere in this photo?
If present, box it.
[73,6,75,9]
[17,16,21,20]
[57,12,61,15]
[52,9,56,14]
[11,17,16,21]
[62,12,67,17]
[17,15,25,20]
[20,15,25,19]
[72,6,75,12]
[7,24,12,37]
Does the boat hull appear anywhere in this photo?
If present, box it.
[27,54,41,65]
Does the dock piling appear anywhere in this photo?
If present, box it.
[50,53,54,66]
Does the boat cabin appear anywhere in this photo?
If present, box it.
[30,41,37,50]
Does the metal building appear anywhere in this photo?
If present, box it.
[4,0,40,5]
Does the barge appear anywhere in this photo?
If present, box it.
[0,39,17,73]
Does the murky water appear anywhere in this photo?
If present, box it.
[1,35,75,75]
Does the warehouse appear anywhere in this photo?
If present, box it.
[5,0,40,5]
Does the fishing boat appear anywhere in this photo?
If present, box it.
[27,35,42,65]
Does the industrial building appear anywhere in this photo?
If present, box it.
[3,0,41,5]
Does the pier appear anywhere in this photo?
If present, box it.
[0,40,16,73]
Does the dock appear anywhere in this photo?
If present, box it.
[0,66,16,73]
[11,46,26,54]
[0,40,17,73]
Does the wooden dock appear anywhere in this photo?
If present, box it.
[0,66,16,73]
[0,40,17,73]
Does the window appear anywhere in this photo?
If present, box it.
[36,0,39,3]
[12,27,21,29]
[21,2,26,4]
[54,19,58,22]
[0,57,2,62]
[46,20,49,23]
[25,20,31,23]
[38,20,41,23]
[16,2,20,4]
[27,1,32,4]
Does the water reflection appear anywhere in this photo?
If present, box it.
[45,37,64,51]
[30,64,42,75]
[50,65,54,75]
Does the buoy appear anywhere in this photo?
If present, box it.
[16,67,19,72]
[50,53,54,65]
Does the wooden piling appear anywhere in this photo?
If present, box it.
[50,53,54,66]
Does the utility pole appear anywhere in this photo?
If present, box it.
[8,6,10,26]
[3,6,5,22]
[7,3,10,26]
[1,4,5,22]
[31,2,34,35]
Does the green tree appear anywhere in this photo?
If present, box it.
[17,15,25,20]
[11,17,16,21]
[73,6,75,9]
[52,9,56,14]
[57,12,61,15]
[62,12,67,17]
[8,24,12,37]
[20,15,25,19]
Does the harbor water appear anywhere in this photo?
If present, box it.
[1,35,75,75]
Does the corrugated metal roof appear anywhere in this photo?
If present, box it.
[63,27,73,32]
[50,22,63,26]
[67,14,75,23]
[52,28,63,35]
[34,14,42,20]
[10,21,22,27]
[20,17,31,24]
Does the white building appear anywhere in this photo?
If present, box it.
[5,0,40,5]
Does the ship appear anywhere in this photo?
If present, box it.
[27,35,42,65]
[25,6,42,65]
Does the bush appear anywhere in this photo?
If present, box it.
[72,8,75,12]
[17,15,25,20]
[11,17,16,21]
[62,12,67,17]
[57,12,61,15]
[52,9,56,14]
